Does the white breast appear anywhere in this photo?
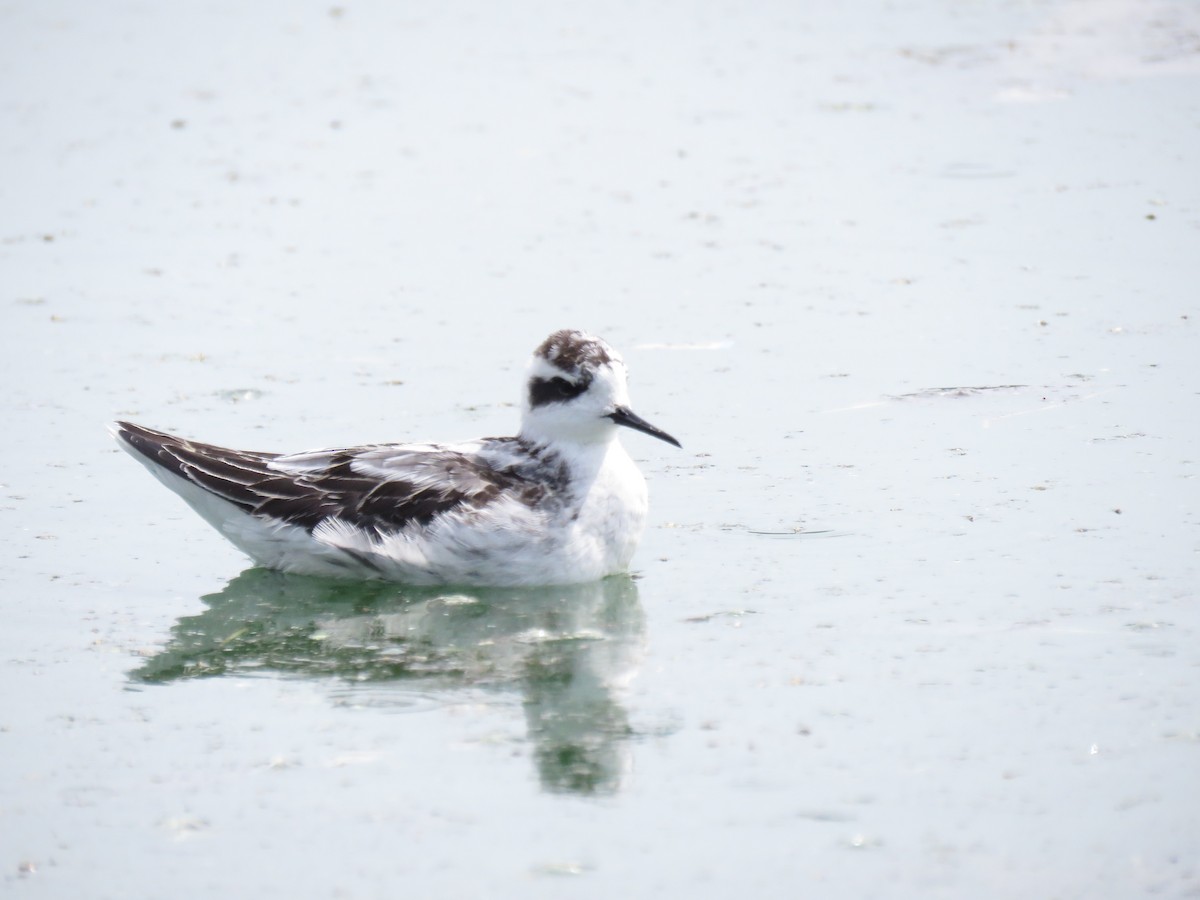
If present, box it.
[568,440,650,576]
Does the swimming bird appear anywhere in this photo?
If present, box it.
[111,329,680,586]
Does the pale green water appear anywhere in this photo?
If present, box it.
[3,0,1199,896]
[133,573,646,796]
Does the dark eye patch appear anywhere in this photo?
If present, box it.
[529,375,588,408]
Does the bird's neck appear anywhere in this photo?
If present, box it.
[519,429,622,476]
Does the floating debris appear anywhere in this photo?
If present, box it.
[161,816,210,841]
[845,833,884,849]
[214,388,265,403]
[889,385,1027,400]
[533,861,592,877]
[684,609,758,624]
[634,340,732,351]
[746,527,834,537]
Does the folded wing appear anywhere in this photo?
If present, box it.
[111,421,527,533]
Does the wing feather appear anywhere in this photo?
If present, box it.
[113,422,538,533]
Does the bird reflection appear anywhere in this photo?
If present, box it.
[131,568,645,795]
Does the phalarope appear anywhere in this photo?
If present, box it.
[112,330,680,586]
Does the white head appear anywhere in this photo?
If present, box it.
[519,330,681,450]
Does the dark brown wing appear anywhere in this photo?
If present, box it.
[113,421,527,533]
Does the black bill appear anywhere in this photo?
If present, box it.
[607,406,682,448]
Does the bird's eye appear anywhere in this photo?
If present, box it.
[550,377,575,396]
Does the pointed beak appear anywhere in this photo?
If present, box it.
[606,406,682,448]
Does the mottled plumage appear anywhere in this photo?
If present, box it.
[112,330,680,586]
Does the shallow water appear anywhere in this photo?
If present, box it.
[3,0,1199,896]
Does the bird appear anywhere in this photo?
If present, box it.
[111,329,681,586]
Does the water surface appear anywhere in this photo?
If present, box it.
[3,0,1198,896]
